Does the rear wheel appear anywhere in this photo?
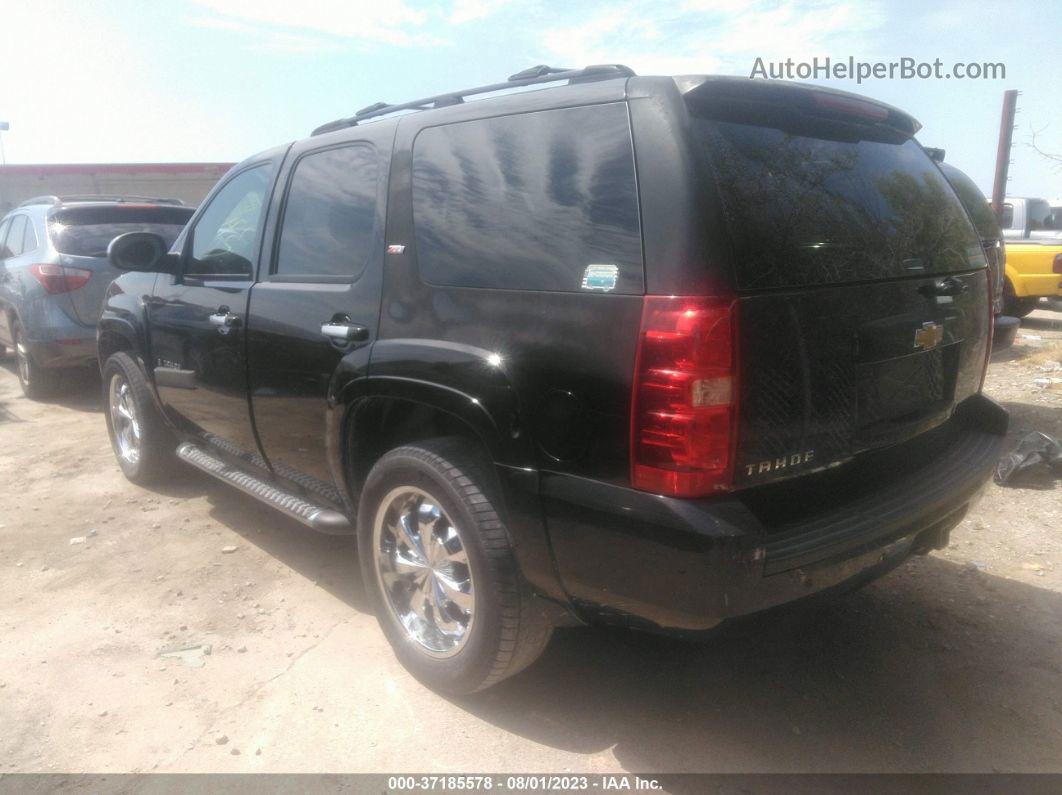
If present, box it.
[13,324,59,400]
[102,352,175,484]
[358,438,553,694]
[1003,283,1040,318]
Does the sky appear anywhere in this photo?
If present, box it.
[1,0,1061,199]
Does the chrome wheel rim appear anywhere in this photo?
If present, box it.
[14,334,30,385]
[108,374,141,465]
[373,486,475,658]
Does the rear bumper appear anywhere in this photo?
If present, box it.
[542,394,1007,632]
[26,335,97,369]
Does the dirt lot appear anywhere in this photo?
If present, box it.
[1,309,1061,775]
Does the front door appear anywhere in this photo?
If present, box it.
[148,161,280,461]
[246,137,388,502]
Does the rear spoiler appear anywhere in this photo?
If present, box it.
[678,76,921,142]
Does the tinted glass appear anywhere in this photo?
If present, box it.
[189,165,272,277]
[275,145,379,279]
[0,219,11,259]
[22,217,38,253]
[695,119,986,290]
[1027,199,1051,230]
[49,206,192,257]
[938,163,998,241]
[6,216,27,257]
[412,103,643,293]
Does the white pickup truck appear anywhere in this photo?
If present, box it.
[1002,197,1062,241]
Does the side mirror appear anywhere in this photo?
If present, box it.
[107,232,179,274]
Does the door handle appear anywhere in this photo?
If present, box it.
[321,321,369,343]
[918,277,968,298]
[208,308,242,328]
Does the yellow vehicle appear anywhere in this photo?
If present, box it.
[1003,241,1062,317]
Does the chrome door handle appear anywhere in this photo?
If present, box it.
[208,310,241,328]
[321,322,369,343]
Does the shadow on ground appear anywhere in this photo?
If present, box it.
[0,356,101,413]
[143,455,1062,772]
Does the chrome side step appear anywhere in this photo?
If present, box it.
[176,443,352,535]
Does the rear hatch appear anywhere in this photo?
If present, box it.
[686,80,991,490]
[48,204,192,325]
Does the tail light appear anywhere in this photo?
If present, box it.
[1053,253,1062,275]
[28,263,92,294]
[630,295,739,497]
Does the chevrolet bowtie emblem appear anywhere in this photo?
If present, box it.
[913,321,944,350]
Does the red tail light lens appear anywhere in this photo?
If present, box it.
[1053,253,1062,275]
[29,263,92,294]
[630,296,739,497]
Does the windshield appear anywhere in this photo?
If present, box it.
[49,205,193,257]
[694,119,986,290]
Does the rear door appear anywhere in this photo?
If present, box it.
[46,204,193,326]
[245,133,389,499]
[685,85,991,490]
[148,161,279,459]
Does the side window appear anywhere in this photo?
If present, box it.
[411,103,644,293]
[186,165,272,278]
[0,219,11,259]
[22,217,38,253]
[1001,203,1013,229]
[6,216,27,258]
[275,145,379,279]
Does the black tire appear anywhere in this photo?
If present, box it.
[12,323,60,400]
[102,352,175,484]
[1002,283,1040,318]
[358,437,553,695]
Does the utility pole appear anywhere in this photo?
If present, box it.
[991,90,1018,225]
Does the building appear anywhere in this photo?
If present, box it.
[0,162,235,213]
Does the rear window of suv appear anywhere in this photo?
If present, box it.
[695,119,986,290]
[49,205,193,258]
[411,103,644,294]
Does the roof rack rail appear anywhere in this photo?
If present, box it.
[18,195,62,207]
[311,63,635,136]
[18,194,186,207]
[59,194,185,205]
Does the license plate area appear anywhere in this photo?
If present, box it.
[855,343,958,437]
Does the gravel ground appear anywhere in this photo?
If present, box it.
[0,307,1060,775]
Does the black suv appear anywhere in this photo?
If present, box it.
[98,65,1007,694]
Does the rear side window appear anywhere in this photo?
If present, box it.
[6,216,27,257]
[50,206,193,258]
[23,218,38,253]
[412,103,643,293]
[0,219,10,258]
[695,119,986,290]
[274,144,379,279]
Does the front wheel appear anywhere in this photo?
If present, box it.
[102,352,175,484]
[358,438,553,694]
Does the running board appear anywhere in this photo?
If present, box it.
[176,443,352,535]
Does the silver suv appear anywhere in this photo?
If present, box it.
[0,196,193,398]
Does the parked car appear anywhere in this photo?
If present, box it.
[1001,196,1062,241]
[1001,240,1062,317]
[97,67,1007,694]
[0,196,194,398]
[931,158,1019,348]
